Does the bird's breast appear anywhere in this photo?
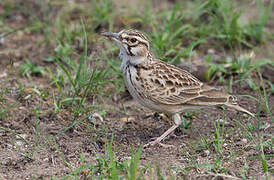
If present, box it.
[122,65,166,113]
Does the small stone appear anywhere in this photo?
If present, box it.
[204,150,210,156]
[120,116,135,122]
[215,119,230,126]
[13,62,20,67]
[0,72,7,78]
[112,94,118,102]
[242,138,248,144]
[207,49,215,54]
[17,30,24,37]
[4,123,10,127]
[19,106,26,110]
[0,36,4,45]
[82,153,90,157]
[1,158,10,165]
[15,141,23,146]
[88,113,104,123]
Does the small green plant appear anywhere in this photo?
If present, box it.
[213,117,225,154]
[91,0,114,31]
[255,70,272,116]
[0,0,15,20]
[49,20,110,119]
[0,103,16,119]
[47,68,67,91]
[149,5,194,63]
[198,0,271,48]
[20,59,45,78]
[205,52,274,85]
[54,137,145,179]
[180,112,195,130]
[244,0,273,44]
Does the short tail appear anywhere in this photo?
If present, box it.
[225,103,255,117]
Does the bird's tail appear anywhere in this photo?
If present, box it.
[225,103,255,117]
[187,85,255,117]
[225,95,254,117]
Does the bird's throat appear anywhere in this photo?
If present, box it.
[119,52,148,71]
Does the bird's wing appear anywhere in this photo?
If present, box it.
[134,60,229,106]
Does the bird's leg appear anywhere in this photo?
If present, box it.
[144,114,181,148]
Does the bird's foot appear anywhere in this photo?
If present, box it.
[144,139,175,148]
[144,124,180,148]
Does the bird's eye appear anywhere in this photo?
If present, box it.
[130,38,137,43]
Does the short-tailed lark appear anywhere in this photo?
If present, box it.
[102,29,254,147]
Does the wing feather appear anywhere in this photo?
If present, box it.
[133,60,209,105]
[127,59,253,116]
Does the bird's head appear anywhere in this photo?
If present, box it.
[102,29,150,65]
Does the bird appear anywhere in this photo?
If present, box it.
[101,29,254,147]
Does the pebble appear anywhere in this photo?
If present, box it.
[120,116,135,122]
[215,119,230,126]
[0,36,4,45]
[3,123,10,127]
[242,138,248,144]
[15,140,23,146]
[15,15,23,21]
[207,49,215,54]
[1,158,11,165]
[82,153,90,157]
[88,113,104,123]
[204,150,210,156]
[13,62,21,67]
[17,30,24,37]
[0,72,7,78]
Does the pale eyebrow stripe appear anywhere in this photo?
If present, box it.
[122,34,149,49]
[132,36,149,48]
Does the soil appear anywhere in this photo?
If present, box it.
[0,0,273,179]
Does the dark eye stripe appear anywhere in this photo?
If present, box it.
[126,41,148,49]
[127,46,134,56]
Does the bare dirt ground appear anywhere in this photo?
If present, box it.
[0,0,273,179]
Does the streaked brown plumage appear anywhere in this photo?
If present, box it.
[102,29,254,147]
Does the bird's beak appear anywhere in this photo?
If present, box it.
[101,32,119,40]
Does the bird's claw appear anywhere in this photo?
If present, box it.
[144,140,175,148]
